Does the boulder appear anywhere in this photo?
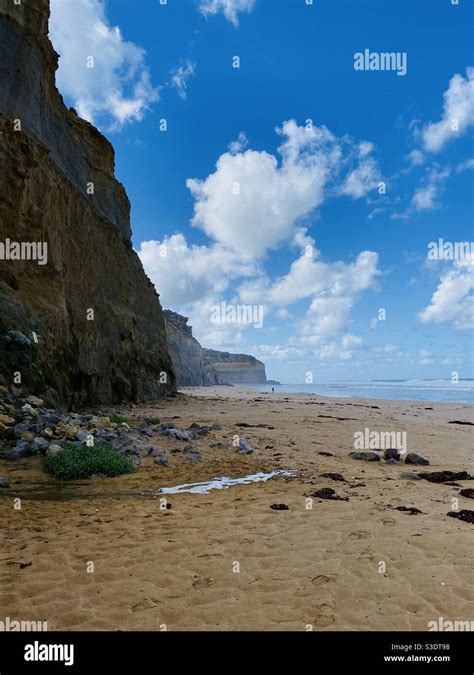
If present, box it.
[0,477,10,488]
[236,437,253,455]
[405,453,429,466]
[349,452,381,462]
[384,448,400,461]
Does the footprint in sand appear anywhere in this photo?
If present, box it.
[311,574,338,586]
[357,549,375,562]
[382,518,397,527]
[131,598,161,613]
[191,575,217,590]
[313,604,336,628]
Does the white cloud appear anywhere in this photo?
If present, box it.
[199,0,256,26]
[411,166,450,211]
[405,149,425,167]
[187,120,381,261]
[418,256,474,329]
[49,0,158,128]
[456,158,474,173]
[418,349,435,365]
[421,68,474,153]
[170,60,196,100]
[228,132,249,154]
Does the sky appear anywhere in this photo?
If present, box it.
[48,0,474,383]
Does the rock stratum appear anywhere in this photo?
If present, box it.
[164,311,268,386]
[0,0,175,407]
[164,310,225,386]
[202,349,267,384]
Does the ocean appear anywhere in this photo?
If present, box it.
[250,380,474,404]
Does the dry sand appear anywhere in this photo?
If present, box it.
[0,387,473,631]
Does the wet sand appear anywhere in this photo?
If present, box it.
[0,387,473,631]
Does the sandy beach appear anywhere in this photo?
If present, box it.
[1,387,473,631]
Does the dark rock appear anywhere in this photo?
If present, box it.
[349,452,381,462]
[182,445,202,462]
[396,506,423,515]
[320,472,345,482]
[405,453,430,466]
[419,471,473,484]
[460,488,474,499]
[318,451,334,457]
[150,449,169,467]
[384,448,400,461]
[311,487,349,501]
[448,420,474,426]
[210,442,230,450]
[270,503,289,510]
[447,510,474,524]
[0,477,10,488]
[385,458,402,465]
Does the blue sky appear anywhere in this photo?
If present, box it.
[48,0,473,383]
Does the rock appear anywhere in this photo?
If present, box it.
[41,427,54,439]
[447,510,474,524]
[9,441,33,459]
[46,445,63,457]
[110,433,152,456]
[236,437,253,454]
[405,453,429,466]
[210,442,230,450]
[460,488,474,499]
[0,385,8,397]
[20,431,34,442]
[385,458,402,465]
[349,452,380,462]
[0,414,15,425]
[320,472,345,482]
[96,416,112,428]
[401,472,421,481]
[419,471,473,484]
[182,444,202,462]
[384,448,400,461]
[32,437,50,452]
[395,506,423,515]
[311,488,349,501]
[270,503,289,510]
[0,477,10,488]
[21,404,37,417]
[55,423,79,440]
[203,348,267,385]
[75,430,90,444]
[152,450,169,467]
[25,396,44,407]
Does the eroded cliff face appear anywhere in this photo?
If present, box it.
[202,349,267,384]
[0,0,175,406]
[164,311,210,387]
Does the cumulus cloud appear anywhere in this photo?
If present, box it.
[199,0,256,26]
[187,120,381,261]
[170,60,196,100]
[418,256,474,329]
[421,68,474,153]
[49,0,159,128]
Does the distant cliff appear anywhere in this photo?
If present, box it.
[203,349,267,384]
[0,0,175,406]
[164,311,267,386]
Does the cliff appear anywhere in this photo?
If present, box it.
[0,0,175,406]
[164,311,267,386]
[202,349,267,384]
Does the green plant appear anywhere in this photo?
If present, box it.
[144,417,161,426]
[43,442,134,480]
[109,415,129,425]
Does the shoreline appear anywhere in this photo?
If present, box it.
[1,387,473,631]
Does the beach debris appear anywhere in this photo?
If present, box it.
[419,471,473,484]
[318,451,334,457]
[384,448,400,461]
[321,472,345,482]
[447,510,474,524]
[153,470,295,495]
[460,488,474,499]
[349,452,381,462]
[236,422,275,429]
[311,487,349,501]
[401,472,421,480]
[0,477,10,488]
[405,453,430,466]
[270,503,289,510]
[395,506,423,515]
[448,420,474,426]
[6,561,32,569]
[236,436,253,454]
[318,415,357,421]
